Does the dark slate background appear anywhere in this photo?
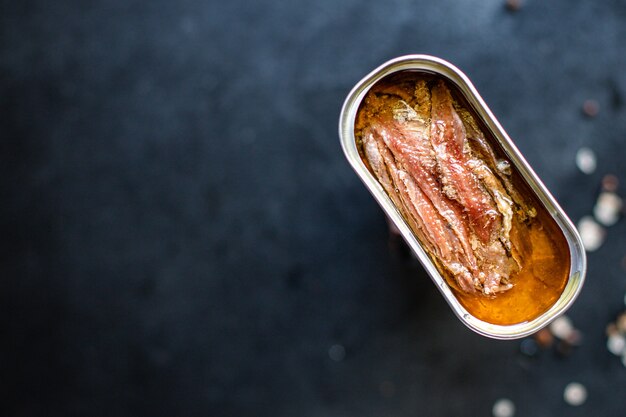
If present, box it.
[2,0,626,416]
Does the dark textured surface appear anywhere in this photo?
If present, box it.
[2,1,626,416]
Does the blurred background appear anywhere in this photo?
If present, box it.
[2,0,626,416]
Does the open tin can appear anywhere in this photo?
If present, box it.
[339,55,586,339]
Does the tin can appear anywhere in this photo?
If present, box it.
[339,55,586,339]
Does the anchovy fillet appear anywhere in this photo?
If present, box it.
[359,77,524,295]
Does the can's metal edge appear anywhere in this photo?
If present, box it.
[339,54,587,340]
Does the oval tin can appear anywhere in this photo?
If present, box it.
[339,55,586,339]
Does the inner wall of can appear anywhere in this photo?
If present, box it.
[339,55,586,339]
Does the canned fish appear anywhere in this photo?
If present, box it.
[339,55,586,339]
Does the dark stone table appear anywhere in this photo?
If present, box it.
[2,1,625,416]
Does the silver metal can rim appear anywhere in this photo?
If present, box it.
[338,54,587,340]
